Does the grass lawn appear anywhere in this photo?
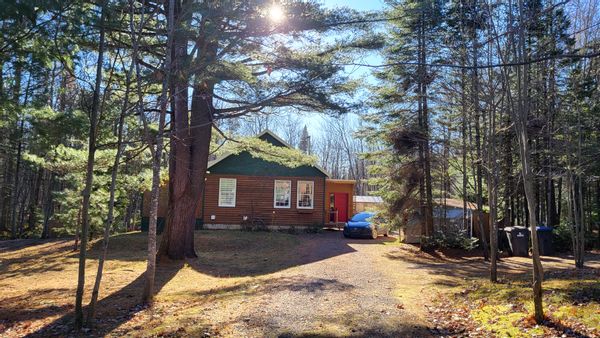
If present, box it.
[0,230,305,337]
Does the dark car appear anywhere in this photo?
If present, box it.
[343,212,388,239]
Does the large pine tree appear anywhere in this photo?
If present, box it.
[153,0,380,259]
[368,0,443,247]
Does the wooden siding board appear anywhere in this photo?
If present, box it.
[142,175,327,227]
[202,174,325,226]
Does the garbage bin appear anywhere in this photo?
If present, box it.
[504,226,529,257]
[498,228,510,252]
[532,226,554,256]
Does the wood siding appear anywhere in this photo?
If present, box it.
[324,180,355,222]
[201,174,326,226]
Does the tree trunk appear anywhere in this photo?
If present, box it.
[86,53,133,326]
[575,107,585,268]
[556,177,562,224]
[515,0,544,321]
[461,66,468,231]
[416,5,434,247]
[567,173,584,268]
[27,168,43,233]
[596,180,600,249]
[517,124,544,322]
[141,0,173,303]
[487,40,498,282]
[74,2,105,329]
[41,172,55,239]
[470,15,489,260]
[74,204,81,251]
[10,117,24,239]
[157,2,215,260]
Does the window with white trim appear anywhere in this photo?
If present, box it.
[297,181,314,209]
[218,178,236,207]
[274,180,291,208]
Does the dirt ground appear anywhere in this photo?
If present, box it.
[1,230,599,337]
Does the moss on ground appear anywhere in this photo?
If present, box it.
[451,277,600,336]
[471,304,544,337]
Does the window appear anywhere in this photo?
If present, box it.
[274,180,291,208]
[297,181,314,209]
[218,178,236,207]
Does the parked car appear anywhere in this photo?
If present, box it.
[343,212,389,239]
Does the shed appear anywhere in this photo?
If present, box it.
[399,198,489,244]
[354,195,383,213]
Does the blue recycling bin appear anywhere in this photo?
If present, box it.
[532,226,554,256]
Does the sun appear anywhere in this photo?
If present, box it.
[268,4,285,23]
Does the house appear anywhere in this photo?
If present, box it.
[354,195,383,213]
[141,130,355,231]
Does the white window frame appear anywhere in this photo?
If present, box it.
[296,180,314,209]
[273,180,292,209]
[218,178,237,207]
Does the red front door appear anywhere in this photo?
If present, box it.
[334,193,349,222]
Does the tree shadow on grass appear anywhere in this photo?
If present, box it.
[384,245,600,288]
[0,238,75,252]
[24,261,183,337]
[186,230,361,277]
[382,249,492,288]
[543,316,595,338]
[4,230,402,336]
[553,279,600,304]
[429,307,596,338]
[0,289,75,331]
[0,239,76,277]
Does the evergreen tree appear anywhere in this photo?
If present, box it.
[299,125,311,154]
[154,0,381,259]
[367,0,443,248]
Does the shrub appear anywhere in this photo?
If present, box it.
[305,223,322,234]
[431,228,480,251]
[284,225,297,234]
[553,223,572,253]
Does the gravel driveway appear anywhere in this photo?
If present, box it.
[200,231,433,337]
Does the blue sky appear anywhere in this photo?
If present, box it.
[284,0,386,139]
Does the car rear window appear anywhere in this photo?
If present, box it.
[351,213,374,222]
